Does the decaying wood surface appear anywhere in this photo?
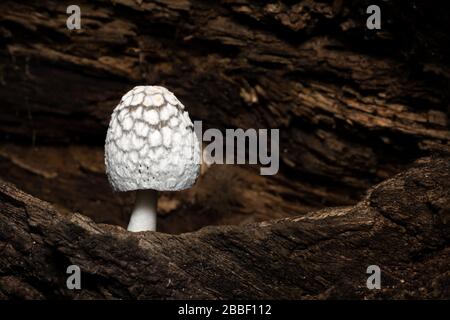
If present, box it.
[0,0,449,231]
[0,0,449,299]
[0,156,449,299]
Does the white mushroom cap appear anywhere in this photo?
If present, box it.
[105,86,201,192]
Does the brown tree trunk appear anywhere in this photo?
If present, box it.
[0,156,449,299]
[0,0,449,299]
[0,0,449,232]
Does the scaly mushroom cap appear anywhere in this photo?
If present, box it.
[105,86,201,192]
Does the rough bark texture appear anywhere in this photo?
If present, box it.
[0,156,449,299]
[0,0,449,232]
[0,0,449,300]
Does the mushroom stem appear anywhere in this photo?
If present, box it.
[127,189,158,232]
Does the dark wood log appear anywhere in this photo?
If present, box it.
[0,0,449,300]
[0,156,449,299]
[0,0,449,229]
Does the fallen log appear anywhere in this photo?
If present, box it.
[0,156,449,299]
[1,0,449,229]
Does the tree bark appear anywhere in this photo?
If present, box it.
[0,0,449,231]
[0,156,449,299]
[0,0,449,299]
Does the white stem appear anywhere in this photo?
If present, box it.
[127,190,157,232]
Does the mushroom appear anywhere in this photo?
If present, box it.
[104,86,201,232]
